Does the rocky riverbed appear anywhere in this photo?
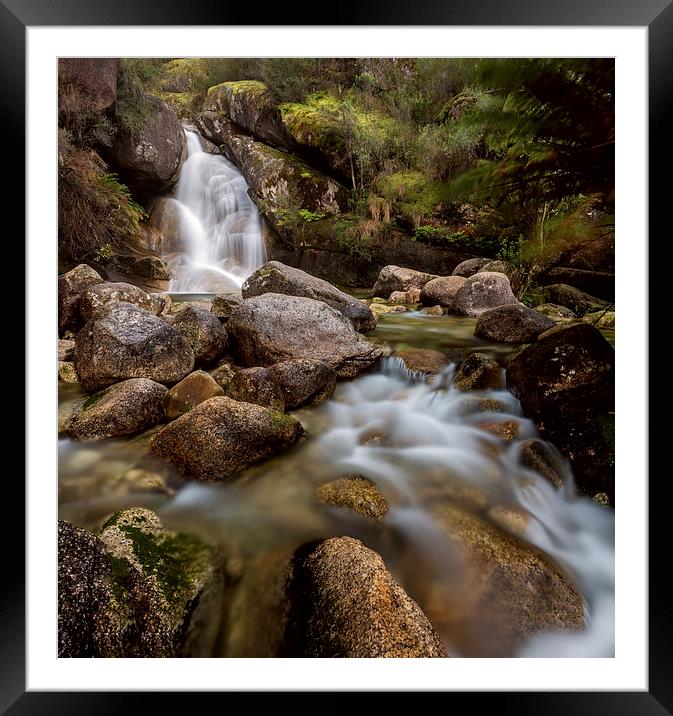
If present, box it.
[58,260,615,658]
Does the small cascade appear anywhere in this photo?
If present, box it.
[163,129,266,293]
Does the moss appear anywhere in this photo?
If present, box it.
[268,410,296,430]
[161,58,209,88]
[82,386,111,411]
[156,91,200,119]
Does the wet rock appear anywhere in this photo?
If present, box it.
[533,303,577,321]
[431,503,584,651]
[226,367,286,412]
[457,397,507,416]
[406,287,422,303]
[393,348,448,376]
[476,420,519,441]
[519,439,566,488]
[541,284,609,317]
[371,303,407,316]
[110,94,186,200]
[58,264,104,334]
[388,291,408,304]
[150,396,303,481]
[132,255,171,280]
[65,378,167,440]
[209,362,236,391]
[316,477,389,521]
[172,304,229,365]
[372,265,438,298]
[267,359,337,409]
[452,272,519,317]
[58,339,76,362]
[227,294,383,380]
[79,281,160,321]
[149,292,172,315]
[474,303,555,343]
[242,261,376,332]
[283,537,446,657]
[211,292,244,322]
[74,302,194,392]
[453,352,502,392]
[420,276,467,308]
[58,361,79,384]
[163,370,225,420]
[451,257,491,278]
[421,305,444,316]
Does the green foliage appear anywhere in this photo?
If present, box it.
[115,59,164,134]
[297,209,327,222]
[411,225,467,244]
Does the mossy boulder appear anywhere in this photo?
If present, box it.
[58,513,222,657]
[452,257,491,278]
[474,303,555,343]
[150,396,304,481]
[584,310,615,329]
[420,275,467,309]
[172,304,229,365]
[453,352,502,392]
[227,294,383,380]
[160,58,208,93]
[110,94,186,201]
[452,272,519,317]
[242,261,376,332]
[372,265,438,298]
[370,303,407,316]
[65,378,167,440]
[209,361,236,391]
[58,264,104,334]
[533,303,577,322]
[205,80,293,149]
[282,537,446,657]
[538,266,615,302]
[316,476,388,521]
[226,367,286,412]
[79,281,161,321]
[163,370,225,420]
[74,302,195,392]
[541,283,610,317]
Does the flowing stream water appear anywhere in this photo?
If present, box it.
[58,310,615,658]
[161,130,266,293]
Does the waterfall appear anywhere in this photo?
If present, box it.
[163,129,266,293]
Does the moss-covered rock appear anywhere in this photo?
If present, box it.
[533,303,577,321]
[58,361,80,384]
[453,352,502,392]
[541,283,610,317]
[584,310,615,329]
[209,361,236,390]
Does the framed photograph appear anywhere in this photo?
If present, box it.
[7,0,667,710]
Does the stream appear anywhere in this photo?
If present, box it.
[58,309,615,658]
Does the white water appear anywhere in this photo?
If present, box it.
[165,130,266,293]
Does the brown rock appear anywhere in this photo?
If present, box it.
[58,59,118,116]
[372,265,438,298]
[226,367,286,412]
[79,281,160,321]
[163,370,225,420]
[59,339,76,362]
[172,304,229,365]
[519,439,566,488]
[420,276,467,308]
[474,303,555,343]
[453,353,502,392]
[476,420,519,441]
[58,264,104,334]
[393,348,448,376]
[452,257,491,278]
[316,476,389,521]
[452,272,519,317]
[267,359,337,409]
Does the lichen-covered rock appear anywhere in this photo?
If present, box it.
[478,260,522,294]
[451,257,491,278]
[172,304,228,365]
[452,272,519,317]
[533,303,577,321]
[393,348,448,376]
[110,94,186,200]
[227,294,383,380]
[266,359,337,409]
[226,367,286,412]
[430,503,583,652]
[58,339,76,362]
[506,323,614,419]
[372,265,438,298]
[58,264,104,334]
[283,537,446,657]
[584,310,615,329]
[209,362,236,390]
[58,361,79,383]
[242,261,376,332]
[204,80,293,148]
[474,304,555,343]
[541,284,610,317]
[150,396,304,481]
[79,281,160,321]
[65,378,167,439]
[74,302,195,392]
[316,477,388,521]
[211,292,244,322]
[420,275,467,308]
[453,352,502,392]
[163,370,225,420]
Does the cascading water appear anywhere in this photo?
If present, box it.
[163,129,266,293]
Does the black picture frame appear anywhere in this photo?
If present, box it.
[6,0,669,711]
